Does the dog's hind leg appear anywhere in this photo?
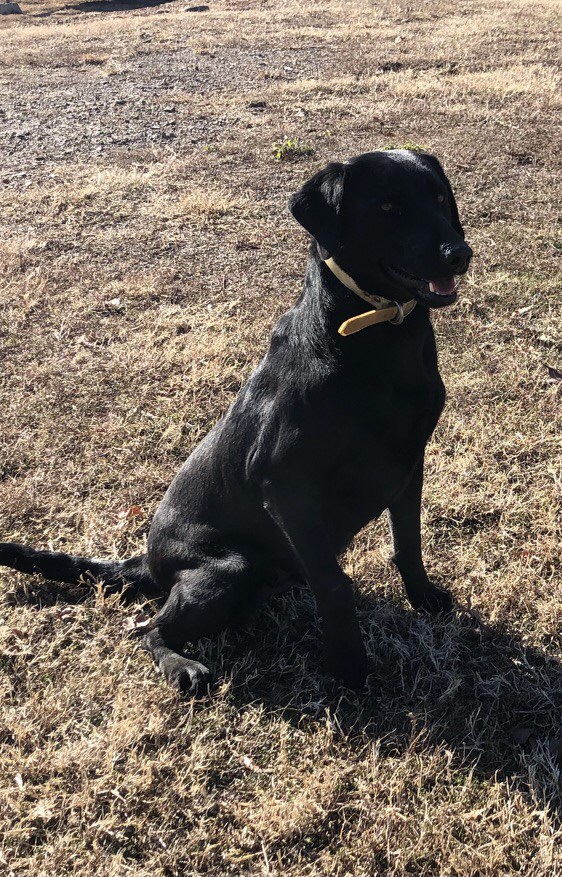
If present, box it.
[141,552,262,695]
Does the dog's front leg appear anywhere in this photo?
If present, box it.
[387,457,453,614]
[263,481,369,690]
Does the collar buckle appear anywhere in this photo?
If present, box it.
[389,301,405,325]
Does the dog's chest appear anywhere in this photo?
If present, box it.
[334,370,443,466]
[336,330,444,448]
[321,349,445,530]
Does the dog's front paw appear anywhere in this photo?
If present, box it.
[325,641,370,690]
[161,656,212,696]
[409,582,454,615]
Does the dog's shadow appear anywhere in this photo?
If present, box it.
[198,584,562,816]
[66,0,176,12]
[10,574,562,815]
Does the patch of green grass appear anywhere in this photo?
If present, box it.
[381,142,427,152]
[272,137,315,161]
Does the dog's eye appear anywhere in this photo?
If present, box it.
[437,193,445,204]
[381,203,393,211]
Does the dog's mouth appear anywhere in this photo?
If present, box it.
[384,265,459,307]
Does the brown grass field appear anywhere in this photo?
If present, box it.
[1,0,561,873]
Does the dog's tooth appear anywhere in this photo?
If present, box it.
[429,282,435,292]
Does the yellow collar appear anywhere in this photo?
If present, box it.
[324,257,417,336]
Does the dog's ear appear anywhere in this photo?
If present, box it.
[289,162,346,258]
[419,153,465,239]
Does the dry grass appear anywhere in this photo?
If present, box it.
[1,0,562,874]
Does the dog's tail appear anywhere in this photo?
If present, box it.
[0,542,158,597]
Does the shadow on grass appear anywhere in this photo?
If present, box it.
[68,0,176,12]
[199,585,562,817]
[9,572,562,817]
[31,0,176,14]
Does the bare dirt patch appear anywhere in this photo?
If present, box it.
[1,0,561,875]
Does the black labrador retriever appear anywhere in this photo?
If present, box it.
[0,149,472,693]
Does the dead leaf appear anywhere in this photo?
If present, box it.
[14,773,24,790]
[55,606,76,622]
[105,297,124,312]
[547,365,562,380]
[77,334,96,349]
[457,598,495,641]
[117,505,144,530]
[32,802,54,820]
[124,611,152,634]
[117,505,143,520]
[241,755,260,772]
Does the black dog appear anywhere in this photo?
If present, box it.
[0,149,472,693]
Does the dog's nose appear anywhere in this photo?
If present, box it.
[440,242,473,274]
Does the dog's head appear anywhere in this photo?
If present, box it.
[289,149,472,307]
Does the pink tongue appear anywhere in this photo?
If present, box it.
[429,277,456,296]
